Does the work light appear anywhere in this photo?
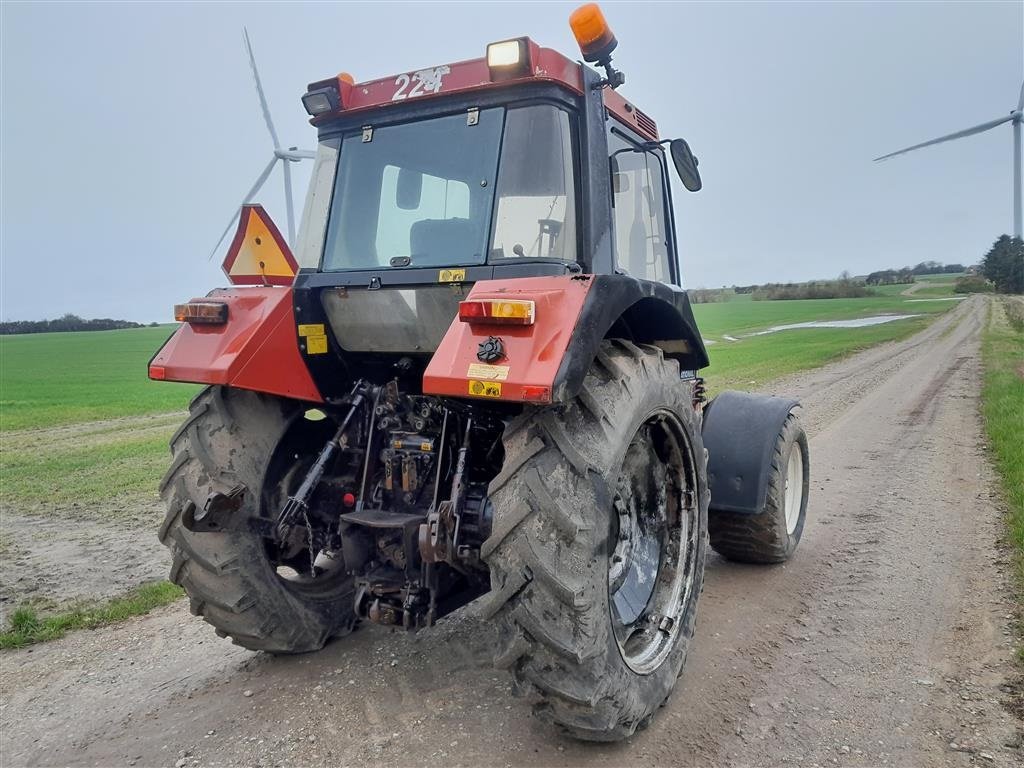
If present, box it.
[486,38,531,80]
[302,86,340,116]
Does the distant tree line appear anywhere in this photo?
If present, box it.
[750,279,874,301]
[979,235,1023,294]
[686,288,729,304]
[0,313,155,335]
[865,260,966,285]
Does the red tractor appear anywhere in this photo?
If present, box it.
[151,4,809,741]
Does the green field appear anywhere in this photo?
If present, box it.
[0,326,197,431]
[691,293,956,390]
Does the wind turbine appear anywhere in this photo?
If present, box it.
[874,81,1024,238]
[208,28,315,260]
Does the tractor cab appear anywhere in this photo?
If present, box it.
[281,19,706,399]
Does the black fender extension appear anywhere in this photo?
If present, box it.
[702,390,799,515]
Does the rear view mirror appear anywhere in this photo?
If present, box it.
[670,139,702,192]
[396,168,423,210]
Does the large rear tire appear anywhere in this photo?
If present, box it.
[158,386,357,653]
[708,411,809,563]
[481,340,709,741]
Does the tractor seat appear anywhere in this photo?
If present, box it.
[409,218,476,266]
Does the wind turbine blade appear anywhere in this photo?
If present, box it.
[207,156,278,261]
[243,27,281,151]
[1018,79,1023,111]
[874,115,1014,161]
[283,159,296,246]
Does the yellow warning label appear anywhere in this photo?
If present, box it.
[420,442,432,452]
[466,363,510,381]
[438,268,466,283]
[297,323,325,337]
[305,334,328,354]
[468,380,502,398]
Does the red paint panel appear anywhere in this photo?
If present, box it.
[309,42,651,135]
[150,287,322,403]
[423,276,594,403]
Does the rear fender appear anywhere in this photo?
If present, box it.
[423,276,594,403]
[148,287,323,403]
[423,273,709,404]
[702,391,798,515]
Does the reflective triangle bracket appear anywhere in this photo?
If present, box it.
[222,204,299,286]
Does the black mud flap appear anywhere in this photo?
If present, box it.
[702,391,799,515]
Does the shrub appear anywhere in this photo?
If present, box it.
[953,275,994,294]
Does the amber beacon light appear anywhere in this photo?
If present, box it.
[569,3,618,63]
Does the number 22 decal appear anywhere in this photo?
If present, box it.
[392,66,451,101]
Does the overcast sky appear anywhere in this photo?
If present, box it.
[2,1,1021,322]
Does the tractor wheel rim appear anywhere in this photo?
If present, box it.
[608,410,699,675]
[784,446,803,535]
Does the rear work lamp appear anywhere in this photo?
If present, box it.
[302,85,340,116]
[486,38,532,80]
[174,301,228,325]
[459,299,536,326]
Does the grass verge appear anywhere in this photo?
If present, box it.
[980,297,1024,658]
[0,581,183,650]
[0,431,171,511]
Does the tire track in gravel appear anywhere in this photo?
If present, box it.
[0,296,1019,768]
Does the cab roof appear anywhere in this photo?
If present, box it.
[306,39,658,141]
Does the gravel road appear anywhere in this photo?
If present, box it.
[1,295,1020,767]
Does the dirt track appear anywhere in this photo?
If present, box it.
[1,296,1021,767]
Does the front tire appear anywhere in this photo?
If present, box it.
[481,340,709,741]
[708,411,809,563]
[158,386,357,653]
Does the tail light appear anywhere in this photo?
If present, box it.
[458,299,536,326]
[174,301,228,324]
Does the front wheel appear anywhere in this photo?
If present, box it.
[708,411,809,563]
[481,340,709,741]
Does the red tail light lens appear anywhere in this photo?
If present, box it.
[458,299,535,326]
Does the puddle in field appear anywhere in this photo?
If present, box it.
[749,314,921,336]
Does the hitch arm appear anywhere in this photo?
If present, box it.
[276,381,367,538]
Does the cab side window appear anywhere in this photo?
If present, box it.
[609,133,671,282]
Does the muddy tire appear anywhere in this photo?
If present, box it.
[481,340,709,741]
[158,386,357,653]
[708,411,808,563]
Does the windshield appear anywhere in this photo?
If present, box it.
[314,104,577,272]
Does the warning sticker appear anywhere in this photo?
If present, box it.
[305,335,328,354]
[438,268,466,283]
[466,363,510,381]
[297,323,325,337]
[468,380,502,398]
